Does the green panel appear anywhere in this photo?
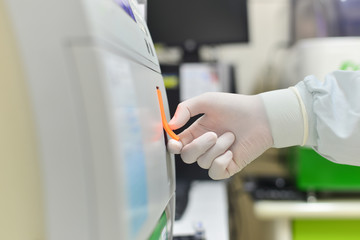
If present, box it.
[290,147,360,191]
[149,211,168,240]
[293,219,360,240]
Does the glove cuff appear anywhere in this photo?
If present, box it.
[294,80,317,146]
[260,88,306,148]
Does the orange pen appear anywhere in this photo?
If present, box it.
[156,87,180,141]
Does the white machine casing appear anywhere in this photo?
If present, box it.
[2,0,175,239]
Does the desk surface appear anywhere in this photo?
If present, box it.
[254,199,360,219]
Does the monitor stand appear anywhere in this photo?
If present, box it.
[182,40,200,62]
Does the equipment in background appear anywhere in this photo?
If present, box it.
[292,37,360,83]
[1,0,175,239]
[147,0,248,62]
[179,63,234,101]
[243,177,306,201]
[289,0,360,83]
[291,0,360,44]
[290,147,360,193]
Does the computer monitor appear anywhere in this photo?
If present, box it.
[147,0,249,46]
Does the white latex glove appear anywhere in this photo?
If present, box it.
[167,92,273,180]
[168,89,306,180]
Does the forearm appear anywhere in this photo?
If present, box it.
[261,70,360,166]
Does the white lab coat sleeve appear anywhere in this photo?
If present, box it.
[295,70,360,166]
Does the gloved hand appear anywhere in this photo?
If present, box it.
[167,89,306,180]
[167,92,274,180]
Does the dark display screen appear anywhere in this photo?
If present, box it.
[147,0,249,46]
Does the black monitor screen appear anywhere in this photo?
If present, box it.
[147,0,249,46]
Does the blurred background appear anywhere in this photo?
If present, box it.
[147,0,360,239]
[2,0,360,239]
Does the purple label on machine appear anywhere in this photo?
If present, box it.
[115,0,136,22]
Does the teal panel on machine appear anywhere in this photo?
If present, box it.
[290,147,360,191]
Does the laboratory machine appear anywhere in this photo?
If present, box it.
[0,0,175,239]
